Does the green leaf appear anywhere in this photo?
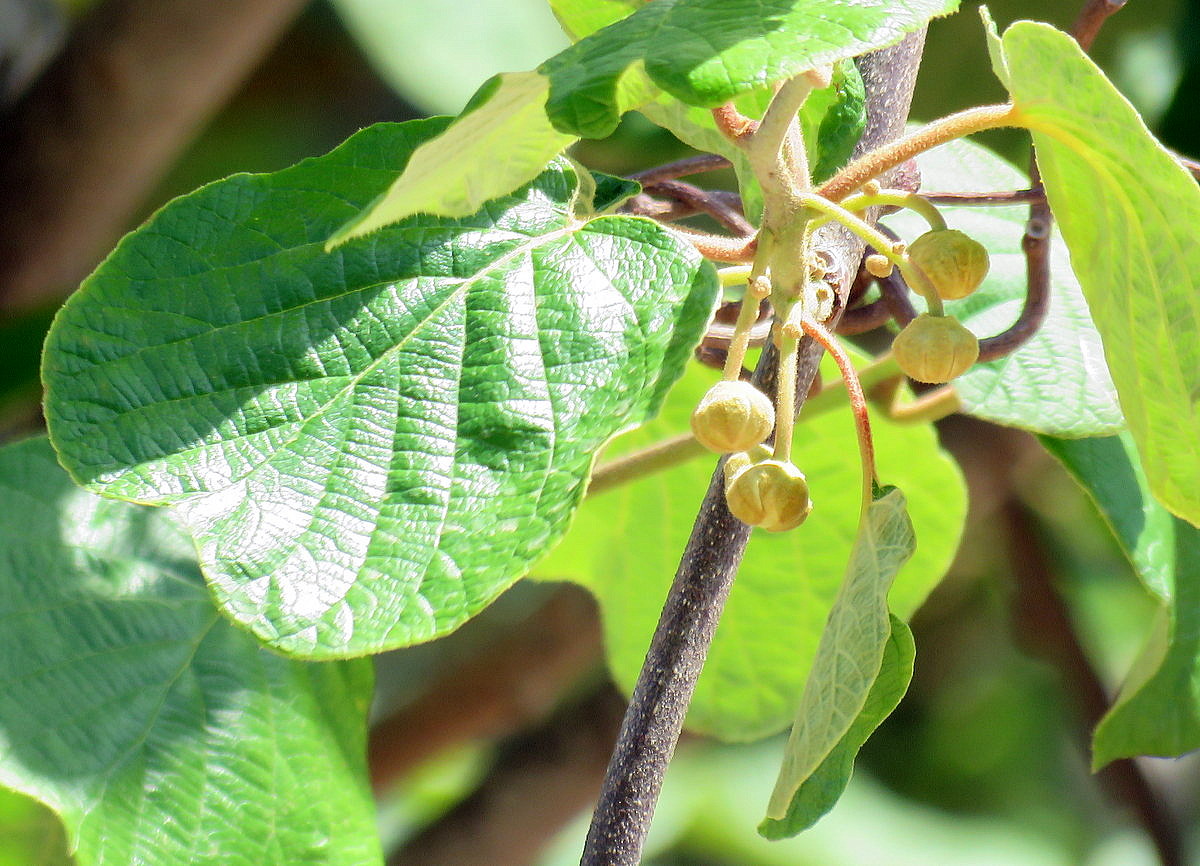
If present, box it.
[43,118,718,658]
[758,615,914,839]
[1040,434,1200,767]
[884,137,1123,436]
[534,356,965,740]
[338,0,955,237]
[0,787,72,866]
[547,0,641,40]
[764,484,916,820]
[541,0,958,140]
[804,60,868,184]
[331,0,568,114]
[326,73,577,243]
[0,438,379,866]
[993,20,1200,523]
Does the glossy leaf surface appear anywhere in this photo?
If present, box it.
[884,137,1123,436]
[764,485,916,820]
[1041,434,1200,767]
[0,438,379,866]
[541,0,957,139]
[337,0,953,237]
[44,119,719,657]
[535,357,964,740]
[995,20,1200,523]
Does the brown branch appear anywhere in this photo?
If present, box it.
[0,0,309,311]
[667,226,758,263]
[368,585,602,793]
[1002,499,1185,866]
[922,188,1045,206]
[627,153,732,186]
[837,296,894,335]
[1071,0,1128,51]
[976,207,1051,362]
[643,179,754,236]
[1166,149,1200,182]
[389,686,626,866]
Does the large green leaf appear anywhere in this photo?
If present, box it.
[758,615,913,838]
[325,74,577,244]
[540,0,957,139]
[534,356,965,740]
[764,485,916,821]
[0,438,379,866]
[335,0,954,238]
[42,118,719,658]
[883,137,1123,436]
[1041,434,1200,767]
[992,19,1200,523]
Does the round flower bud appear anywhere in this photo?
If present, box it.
[725,458,813,532]
[892,313,980,384]
[691,380,775,454]
[907,229,990,300]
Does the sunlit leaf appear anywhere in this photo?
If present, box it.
[0,438,379,866]
[337,0,956,238]
[541,0,957,139]
[43,118,718,658]
[993,18,1200,523]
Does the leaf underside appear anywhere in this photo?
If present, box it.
[43,118,719,658]
[0,438,379,866]
[764,486,916,825]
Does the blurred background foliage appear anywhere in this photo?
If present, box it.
[2,0,1198,863]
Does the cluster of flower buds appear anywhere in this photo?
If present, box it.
[893,228,989,384]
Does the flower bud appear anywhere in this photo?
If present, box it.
[892,313,979,384]
[691,380,775,454]
[907,229,989,300]
[725,458,812,532]
[724,444,773,493]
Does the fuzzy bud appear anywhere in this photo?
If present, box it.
[691,380,775,454]
[907,229,990,300]
[892,313,980,384]
[725,458,813,532]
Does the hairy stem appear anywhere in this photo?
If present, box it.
[819,103,1022,202]
[794,312,877,497]
[839,189,948,230]
[772,328,800,461]
[587,433,707,497]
